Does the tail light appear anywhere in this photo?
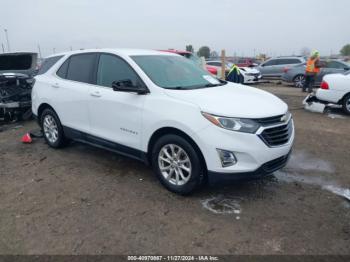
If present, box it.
[283,67,289,73]
[320,81,329,90]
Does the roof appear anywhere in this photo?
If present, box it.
[46,48,178,59]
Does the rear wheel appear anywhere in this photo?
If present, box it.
[342,94,350,115]
[151,134,205,195]
[293,74,305,88]
[40,108,66,148]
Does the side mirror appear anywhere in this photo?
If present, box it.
[112,79,148,94]
[344,67,349,71]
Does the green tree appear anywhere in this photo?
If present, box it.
[197,46,211,59]
[186,45,194,53]
[340,44,350,56]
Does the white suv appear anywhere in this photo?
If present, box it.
[32,49,294,194]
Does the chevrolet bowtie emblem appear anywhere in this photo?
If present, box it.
[280,114,287,122]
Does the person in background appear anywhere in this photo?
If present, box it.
[303,50,321,93]
[226,63,243,83]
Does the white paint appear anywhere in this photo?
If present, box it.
[275,171,350,202]
[285,151,334,173]
[201,195,241,215]
[327,113,346,119]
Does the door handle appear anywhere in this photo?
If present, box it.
[90,91,101,97]
[51,83,60,88]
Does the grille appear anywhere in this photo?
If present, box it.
[262,151,291,173]
[255,115,284,126]
[259,120,293,147]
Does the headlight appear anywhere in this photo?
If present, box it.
[202,112,260,133]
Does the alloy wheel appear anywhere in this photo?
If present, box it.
[294,75,305,88]
[43,115,59,144]
[158,144,192,186]
[346,97,350,112]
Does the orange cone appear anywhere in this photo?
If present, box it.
[21,133,32,143]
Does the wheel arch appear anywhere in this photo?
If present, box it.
[338,92,350,104]
[37,103,57,120]
[147,127,207,171]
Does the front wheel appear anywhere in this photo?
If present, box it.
[342,94,350,115]
[293,74,305,88]
[151,134,205,195]
[40,108,66,148]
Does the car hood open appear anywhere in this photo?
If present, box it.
[164,83,288,118]
[0,52,38,76]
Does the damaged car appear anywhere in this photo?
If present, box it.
[0,52,38,122]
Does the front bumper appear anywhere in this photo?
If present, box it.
[208,150,291,182]
[193,119,294,175]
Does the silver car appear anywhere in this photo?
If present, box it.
[281,60,350,88]
[257,56,305,78]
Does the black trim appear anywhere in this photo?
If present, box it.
[62,126,149,164]
[207,150,291,183]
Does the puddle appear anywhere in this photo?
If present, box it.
[201,195,241,215]
[275,171,350,202]
[285,151,333,173]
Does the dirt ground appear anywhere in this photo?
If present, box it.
[0,84,349,255]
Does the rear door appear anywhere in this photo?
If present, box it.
[53,53,97,133]
[275,58,302,77]
[88,53,146,150]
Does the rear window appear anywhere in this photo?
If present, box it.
[37,56,63,75]
[65,53,97,84]
[0,54,33,70]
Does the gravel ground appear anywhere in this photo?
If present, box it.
[0,84,349,255]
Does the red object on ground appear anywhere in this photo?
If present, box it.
[21,133,32,143]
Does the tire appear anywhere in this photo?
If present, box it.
[342,94,350,115]
[151,134,205,195]
[40,108,66,148]
[293,74,305,88]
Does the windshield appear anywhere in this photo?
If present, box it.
[132,55,223,89]
[186,53,202,66]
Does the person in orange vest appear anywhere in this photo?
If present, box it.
[303,50,321,93]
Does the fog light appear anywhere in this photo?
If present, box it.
[217,149,237,167]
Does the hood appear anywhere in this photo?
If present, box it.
[240,67,260,74]
[164,83,288,118]
[0,52,38,76]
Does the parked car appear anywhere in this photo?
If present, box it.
[257,56,306,78]
[282,60,350,88]
[32,49,294,194]
[239,67,262,84]
[309,71,350,114]
[0,52,38,122]
[205,61,262,84]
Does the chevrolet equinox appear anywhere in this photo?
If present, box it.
[32,49,294,194]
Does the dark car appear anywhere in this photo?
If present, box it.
[0,52,38,122]
[281,60,350,88]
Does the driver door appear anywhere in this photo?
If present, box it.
[88,54,147,150]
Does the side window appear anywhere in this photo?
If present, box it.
[56,59,69,79]
[97,54,140,88]
[37,55,63,75]
[66,53,97,84]
[263,59,277,66]
[327,61,345,69]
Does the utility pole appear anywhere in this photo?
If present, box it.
[1,43,5,53]
[220,49,226,80]
[37,44,42,59]
[53,48,56,54]
[4,29,10,52]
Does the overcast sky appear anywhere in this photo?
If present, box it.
[1,0,349,57]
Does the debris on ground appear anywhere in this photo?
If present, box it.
[201,195,241,215]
